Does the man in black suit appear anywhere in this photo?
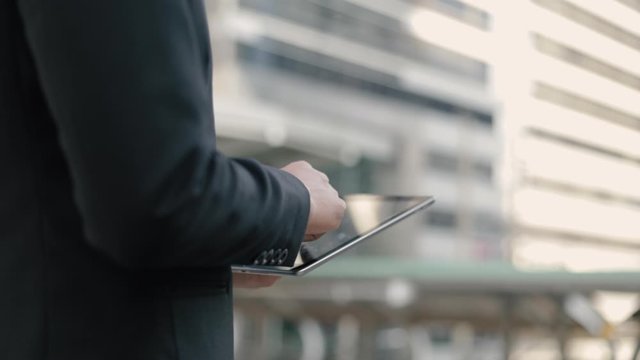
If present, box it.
[0,0,346,359]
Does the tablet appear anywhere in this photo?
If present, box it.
[231,194,435,276]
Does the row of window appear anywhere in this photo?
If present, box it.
[615,0,640,13]
[517,223,640,250]
[525,175,640,210]
[533,0,640,52]
[406,0,491,30]
[427,208,503,234]
[534,83,640,133]
[428,151,493,182]
[238,0,487,83]
[236,40,493,126]
[527,126,640,168]
[534,34,640,93]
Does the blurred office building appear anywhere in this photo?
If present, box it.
[204,0,640,358]
[206,0,502,262]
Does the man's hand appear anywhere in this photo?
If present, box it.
[281,161,346,240]
[235,161,342,290]
[232,273,280,289]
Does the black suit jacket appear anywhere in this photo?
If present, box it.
[0,0,310,359]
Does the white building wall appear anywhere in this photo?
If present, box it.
[487,0,640,270]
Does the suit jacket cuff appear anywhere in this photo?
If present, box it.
[265,167,310,267]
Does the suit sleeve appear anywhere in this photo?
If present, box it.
[17,0,309,268]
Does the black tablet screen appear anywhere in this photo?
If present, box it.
[294,195,430,266]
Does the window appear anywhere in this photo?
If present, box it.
[534,35,640,92]
[533,0,640,52]
[473,212,503,235]
[534,83,640,132]
[238,0,488,83]
[407,0,491,30]
[427,209,457,228]
[237,41,493,125]
[428,151,494,181]
[615,0,640,13]
[428,151,459,173]
[473,162,493,182]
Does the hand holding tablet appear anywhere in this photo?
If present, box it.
[233,194,435,276]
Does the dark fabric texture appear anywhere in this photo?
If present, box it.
[0,0,310,358]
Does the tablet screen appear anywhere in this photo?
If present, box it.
[294,195,430,267]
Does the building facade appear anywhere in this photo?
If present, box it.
[487,0,640,272]
[206,0,502,263]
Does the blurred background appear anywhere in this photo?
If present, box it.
[204,0,640,358]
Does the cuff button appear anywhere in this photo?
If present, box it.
[255,251,268,265]
[278,249,289,263]
[264,249,274,264]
